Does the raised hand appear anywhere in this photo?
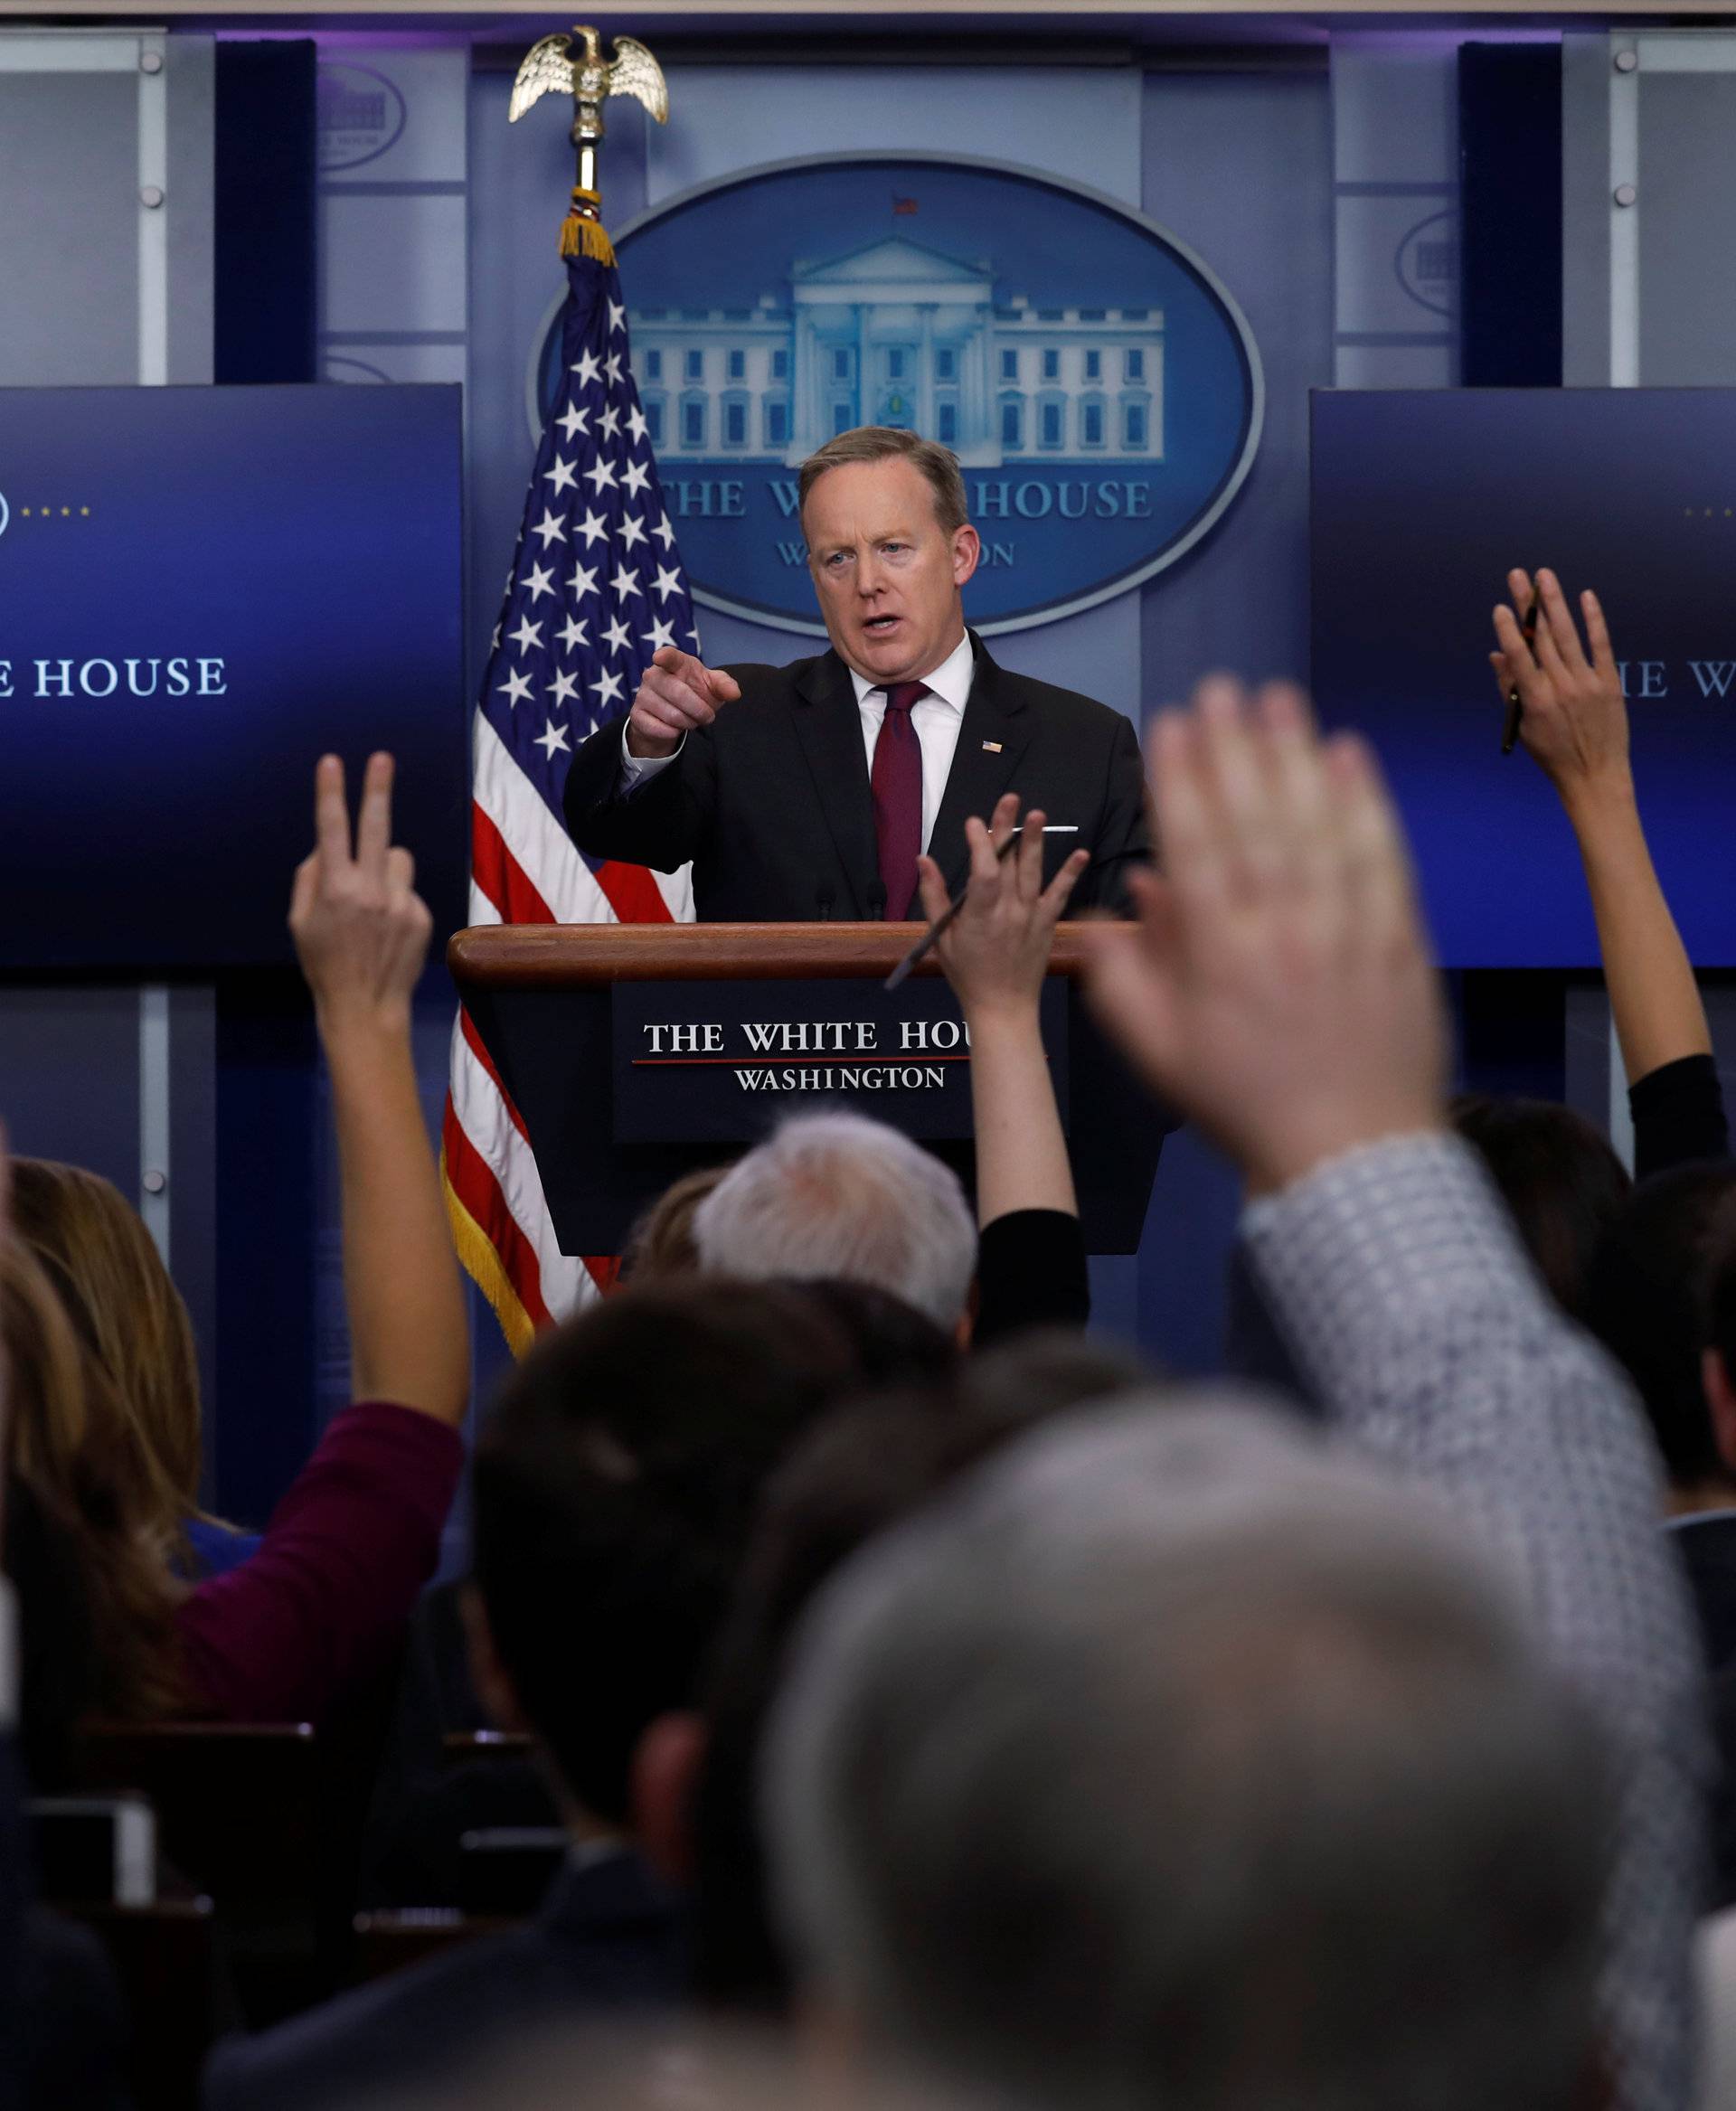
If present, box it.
[288,753,432,1036]
[916,793,1090,1023]
[1084,678,1447,1196]
[625,646,743,759]
[1491,568,1628,809]
[1494,570,1710,1089]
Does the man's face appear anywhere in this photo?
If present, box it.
[803,457,981,686]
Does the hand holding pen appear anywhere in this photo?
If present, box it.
[1500,579,1541,754]
[885,795,1089,994]
[1490,568,1629,801]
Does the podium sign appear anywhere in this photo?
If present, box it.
[612,977,1069,1144]
[450,924,1170,1257]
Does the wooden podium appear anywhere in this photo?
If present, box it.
[448,923,1174,1256]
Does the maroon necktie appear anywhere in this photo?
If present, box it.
[871,681,927,919]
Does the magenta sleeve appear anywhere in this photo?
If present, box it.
[175,1401,465,1723]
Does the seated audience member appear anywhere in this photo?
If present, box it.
[0,754,470,1723]
[0,1148,133,2111]
[1591,1167,1736,1536]
[360,1275,953,1910]
[1634,1186,1736,1909]
[10,1158,260,1579]
[207,1277,949,2109]
[770,1403,1613,2111]
[692,796,1090,1343]
[378,2022,964,2111]
[617,1164,730,1285]
[685,1342,1152,2015]
[763,680,1700,2111]
[1439,573,1728,1324]
[1486,569,1728,1176]
[1449,1094,1629,1324]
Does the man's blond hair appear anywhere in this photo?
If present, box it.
[798,427,968,537]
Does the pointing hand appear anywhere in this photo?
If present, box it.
[626,647,742,759]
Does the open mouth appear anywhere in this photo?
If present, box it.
[863,615,901,636]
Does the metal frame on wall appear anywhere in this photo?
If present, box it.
[0,27,175,1249]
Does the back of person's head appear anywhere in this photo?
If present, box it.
[776,1277,958,1394]
[1588,1161,1736,1492]
[469,1277,941,1829]
[693,1115,976,1331]
[0,1239,182,1720]
[958,1328,1155,1424]
[414,2021,967,2111]
[11,1157,205,1547]
[767,1399,1609,2111]
[1451,1095,1630,1320]
[618,1164,731,1286]
[694,1361,1129,2015]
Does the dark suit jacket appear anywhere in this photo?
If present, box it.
[22,1909,129,2111]
[563,633,1149,919]
[202,1850,681,2111]
[1668,1515,1736,1908]
[1672,1511,1736,1677]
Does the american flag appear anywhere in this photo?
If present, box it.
[443,248,696,1352]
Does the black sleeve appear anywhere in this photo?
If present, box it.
[22,1910,130,2111]
[974,1209,1090,1344]
[0,1736,23,2111]
[1071,712,1150,919]
[561,718,716,875]
[1629,1052,1731,1183]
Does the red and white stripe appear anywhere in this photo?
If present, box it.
[442,714,692,1350]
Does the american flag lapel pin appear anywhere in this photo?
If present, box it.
[982,740,1003,753]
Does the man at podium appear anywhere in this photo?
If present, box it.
[563,427,1148,921]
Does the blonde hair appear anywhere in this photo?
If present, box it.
[619,1164,731,1286]
[2,1237,186,1719]
[11,1159,232,1557]
[797,427,968,537]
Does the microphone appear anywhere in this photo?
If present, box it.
[814,882,835,923]
[865,881,887,922]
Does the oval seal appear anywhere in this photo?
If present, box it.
[529,152,1263,636]
[1393,207,1458,320]
[316,61,409,175]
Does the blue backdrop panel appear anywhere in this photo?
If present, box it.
[1458,45,1562,389]
[1312,386,1736,967]
[215,42,318,386]
[0,382,467,966]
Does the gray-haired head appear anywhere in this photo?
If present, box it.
[693,1113,977,1332]
[766,1395,1609,2111]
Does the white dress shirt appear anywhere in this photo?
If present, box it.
[618,631,976,853]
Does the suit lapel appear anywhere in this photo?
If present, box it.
[790,651,879,917]
[929,635,1033,891]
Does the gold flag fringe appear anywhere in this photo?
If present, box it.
[441,1145,536,1357]
[559,186,616,264]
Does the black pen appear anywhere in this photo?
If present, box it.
[882,826,1079,992]
[1502,583,1541,755]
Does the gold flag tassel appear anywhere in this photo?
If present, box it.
[559,186,616,265]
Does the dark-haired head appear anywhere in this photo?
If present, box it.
[690,1347,1132,2016]
[1587,1161,1736,1495]
[468,1276,954,1833]
[1452,1096,1630,1321]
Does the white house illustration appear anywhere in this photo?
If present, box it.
[629,235,1164,468]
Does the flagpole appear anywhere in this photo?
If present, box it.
[448,26,698,1346]
[508,25,670,261]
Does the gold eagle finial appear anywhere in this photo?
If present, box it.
[509,27,669,136]
[509,25,668,257]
